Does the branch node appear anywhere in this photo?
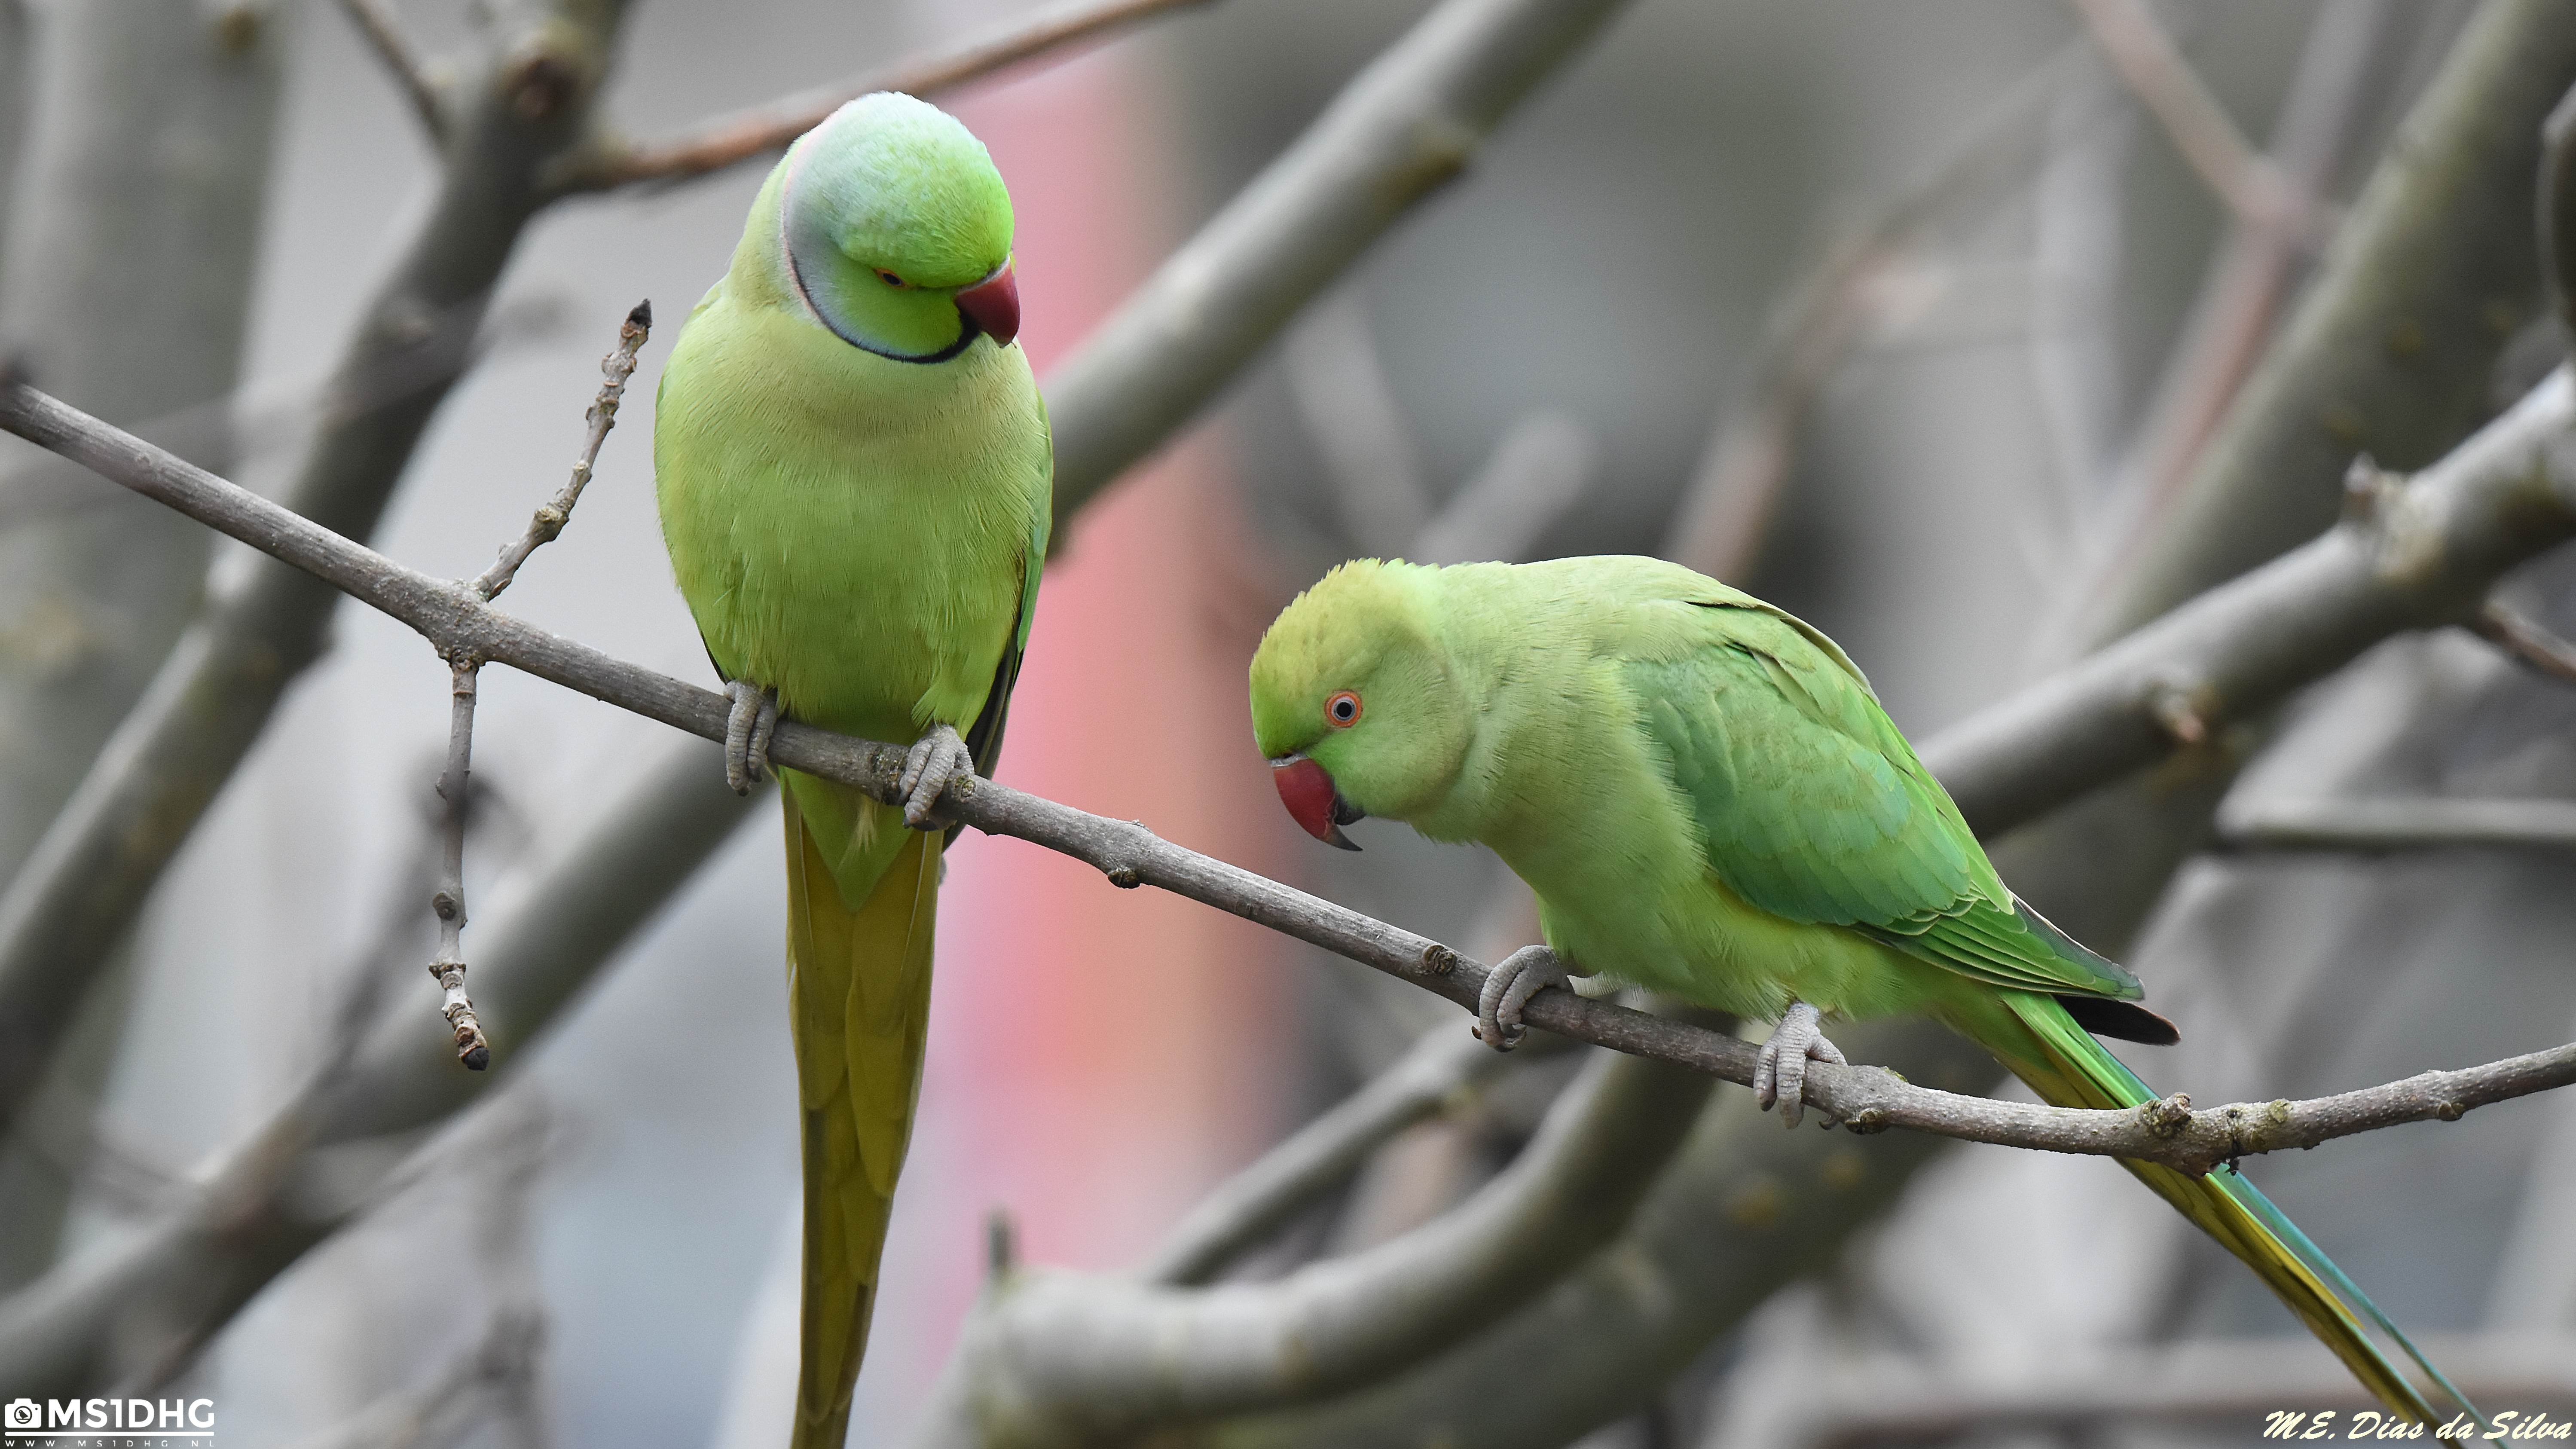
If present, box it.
[1842,1106,1890,1135]
[2139,1091,2194,1139]
[2145,676,2215,747]
[2432,1097,2468,1122]
[1105,866,1140,890]
[2341,452,2397,525]
[1418,943,1460,976]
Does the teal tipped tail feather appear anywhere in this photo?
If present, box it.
[1969,988,2479,1431]
[1248,556,2481,1431]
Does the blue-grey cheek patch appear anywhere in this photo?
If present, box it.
[779,157,978,366]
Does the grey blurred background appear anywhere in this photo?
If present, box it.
[0,0,2567,1446]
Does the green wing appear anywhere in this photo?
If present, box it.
[958,397,1052,785]
[1630,593,2139,1002]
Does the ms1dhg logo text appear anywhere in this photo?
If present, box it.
[5,1396,216,1443]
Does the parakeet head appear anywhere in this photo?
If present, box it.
[779,92,1020,363]
[1249,560,1474,850]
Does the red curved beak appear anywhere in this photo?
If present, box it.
[954,261,1020,348]
[1271,755,1362,851]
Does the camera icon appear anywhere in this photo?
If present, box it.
[3,1399,39,1430]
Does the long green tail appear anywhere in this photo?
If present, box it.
[1968,990,2484,1437]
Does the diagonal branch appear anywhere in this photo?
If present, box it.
[0,0,633,1146]
[0,0,1636,1387]
[1044,0,1640,520]
[1661,41,2086,581]
[2066,0,2329,245]
[553,0,1216,194]
[336,0,448,145]
[1140,1021,1575,1287]
[2218,795,2576,853]
[8,369,2576,1180]
[2469,598,2576,685]
[918,1030,1719,1445]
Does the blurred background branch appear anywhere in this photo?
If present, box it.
[3,1,2575,1445]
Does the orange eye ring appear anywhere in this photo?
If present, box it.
[874,269,911,289]
[1325,690,1362,728]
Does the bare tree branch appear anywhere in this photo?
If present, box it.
[0,0,1633,1379]
[2065,0,2329,245]
[336,0,448,145]
[1284,290,1433,554]
[1660,42,2084,581]
[472,299,646,602]
[278,1308,544,1449]
[0,0,634,1146]
[2061,0,2399,629]
[1233,17,2576,1440]
[914,1029,1720,1446]
[1411,410,1594,566]
[2218,794,2576,853]
[0,0,294,1292]
[426,301,645,1070]
[11,363,2576,1175]
[1141,1021,1574,1287]
[2065,0,2576,650]
[553,0,1215,195]
[2469,596,2576,685]
[1045,0,1639,521]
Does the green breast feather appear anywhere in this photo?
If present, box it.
[1628,595,2140,1002]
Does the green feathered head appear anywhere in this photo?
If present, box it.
[1250,560,1474,849]
[779,92,1020,362]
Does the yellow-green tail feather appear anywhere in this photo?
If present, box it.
[1954,989,2481,1438]
[783,790,941,1449]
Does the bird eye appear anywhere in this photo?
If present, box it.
[1326,691,1362,727]
[874,269,909,289]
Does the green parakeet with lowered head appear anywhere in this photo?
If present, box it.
[653,93,1049,1448]
[1250,556,2480,1433]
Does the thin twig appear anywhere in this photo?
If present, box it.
[431,301,650,1070]
[1140,1022,1575,1286]
[427,658,490,1071]
[7,377,2576,1177]
[471,300,649,602]
[2047,0,2399,659]
[2066,0,2331,246]
[0,0,632,1144]
[336,0,447,144]
[2469,599,2576,686]
[558,0,1215,194]
[1661,42,2087,580]
[2218,795,2576,853]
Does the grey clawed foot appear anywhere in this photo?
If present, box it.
[897,723,973,829]
[724,680,779,795]
[1752,1000,1846,1129]
[1476,944,1574,1051]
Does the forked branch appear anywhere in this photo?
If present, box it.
[3,374,2573,1177]
[556,0,1215,194]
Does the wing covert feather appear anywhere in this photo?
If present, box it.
[1630,599,2139,1001]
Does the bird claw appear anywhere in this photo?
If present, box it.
[1476,944,1573,1051]
[897,723,973,829]
[1752,1000,1846,1129]
[724,680,779,795]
